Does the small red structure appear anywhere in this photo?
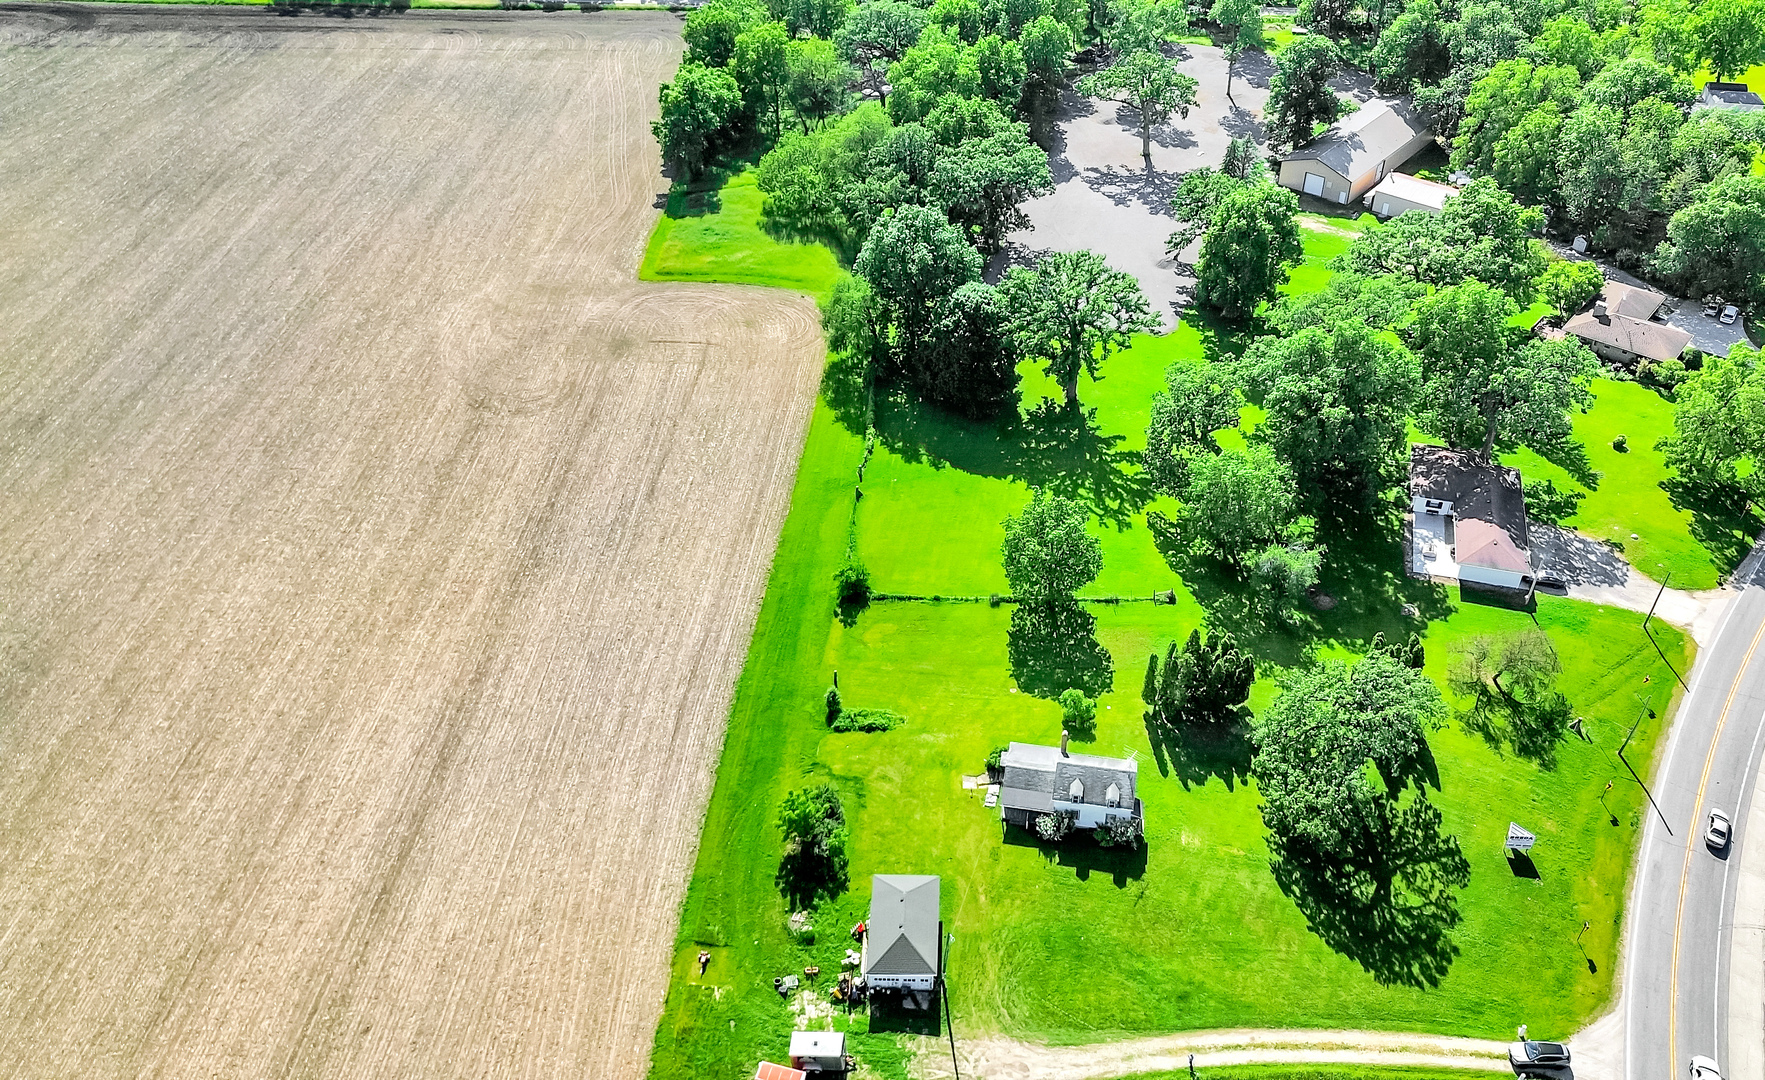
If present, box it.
[755,1062,807,1080]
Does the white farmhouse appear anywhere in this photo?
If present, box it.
[997,735,1141,832]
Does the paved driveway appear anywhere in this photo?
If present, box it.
[993,44,1274,326]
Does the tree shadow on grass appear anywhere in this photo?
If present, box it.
[775,849,849,912]
[1004,824,1148,886]
[1526,431,1600,489]
[1662,475,1764,580]
[1145,711,1254,790]
[1007,601,1115,700]
[861,390,1156,529]
[1268,795,1470,989]
[1458,692,1572,771]
[1149,504,1451,668]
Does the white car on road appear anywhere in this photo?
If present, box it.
[1707,808,1732,851]
[1690,1056,1722,1080]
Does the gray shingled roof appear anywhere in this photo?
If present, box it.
[1565,310,1692,362]
[864,875,939,977]
[1282,99,1430,180]
[1410,445,1529,554]
[998,742,1137,812]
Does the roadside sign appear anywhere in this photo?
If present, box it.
[1507,822,1537,851]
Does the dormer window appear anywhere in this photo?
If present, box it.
[1068,778,1084,803]
[1106,783,1120,807]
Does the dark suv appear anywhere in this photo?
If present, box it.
[1510,1041,1572,1077]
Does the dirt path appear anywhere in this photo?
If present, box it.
[0,7,821,1079]
[917,1028,1511,1079]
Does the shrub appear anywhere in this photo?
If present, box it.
[835,555,871,606]
[1058,688,1096,730]
[1612,433,1628,452]
[825,685,842,721]
[986,744,1008,772]
[1033,809,1076,842]
[1096,813,1140,848]
[829,708,905,732]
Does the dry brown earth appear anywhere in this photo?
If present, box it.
[0,6,822,1077]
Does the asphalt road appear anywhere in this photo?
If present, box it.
[1627,544,1765,1080]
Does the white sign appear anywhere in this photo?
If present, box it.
[1506,822,1537,852]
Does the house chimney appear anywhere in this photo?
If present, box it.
[1593,299,1607,318]
[1060,730,1069,757]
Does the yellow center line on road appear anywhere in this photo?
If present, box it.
[1670,612,1765,1078]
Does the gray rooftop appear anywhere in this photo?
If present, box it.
[1283,99,1431,180]
[999,741,1137,813]
[864,875,940,978]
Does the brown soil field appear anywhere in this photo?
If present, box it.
[0,6,822,1077]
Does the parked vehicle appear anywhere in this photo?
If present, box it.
[1703,297,1723,318]
[1707,808,1732,851]
[1689,1056,1722,1080]
[1510,1041,1572,1077]
[1720,305,1740,325]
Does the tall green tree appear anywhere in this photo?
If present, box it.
[1173,178,1304,323]
[776,784,850,907]
[1339,179,1547,301]
[837,1,929,103]
[1077,49,1199,159]
[1408,280,1598,459]
[1001,490,1104,600]
[1145,629,1255,730]
[1555,104,1628,232]
[1652,173,1765,306]
[1239,320,1421,505]
[888,30,984,123]
[1694,0,1765,81]
[1450,59,1582,178]
[684,0,767,66]
[733,21,792,141]
[1537,259,1605,318]
[1210,0,1266,103]
[931,127,1055,253]
[1144,359,1240,496]
[1659,342,1765,497]
[1021,14,1077,116]
[787,38,855,133]
[1251,654,1468,988]
[975,33,1029,104]
[1371,0,1451,95]
[854,203,983,346]
[1103,0,1190,53]
[653,64,743,179]
[779,0,852,38]
[1178,443,1301,563]
[999,250,1160,407]
[1265,35,1342,150]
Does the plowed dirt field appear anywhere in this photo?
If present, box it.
[0,6,822,1077]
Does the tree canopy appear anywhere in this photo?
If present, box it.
[1000,250,1160,407]
[1077,49,1199,159]
[1407,280,1598,459]
[1001,490,1105,600]
[1265,35,1342,150]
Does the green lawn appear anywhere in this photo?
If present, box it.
[639,170,844,302]
[1503,380,1762,590]
[645,178,1702,1080]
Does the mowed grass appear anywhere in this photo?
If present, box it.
[640,170,843,301]
[1504,380,1761,590]
[646,186,1701,1080]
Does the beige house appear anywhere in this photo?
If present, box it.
[1278,100,1435,206]
[1365,172,1459,218]
[1564,281,1691,365]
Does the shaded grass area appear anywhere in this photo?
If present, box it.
[639,170,843,302]
[1504,379,1762,590]
[645,187,1698,1079]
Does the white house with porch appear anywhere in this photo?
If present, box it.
[1409,445,1535,592]
[860,875,941,992]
